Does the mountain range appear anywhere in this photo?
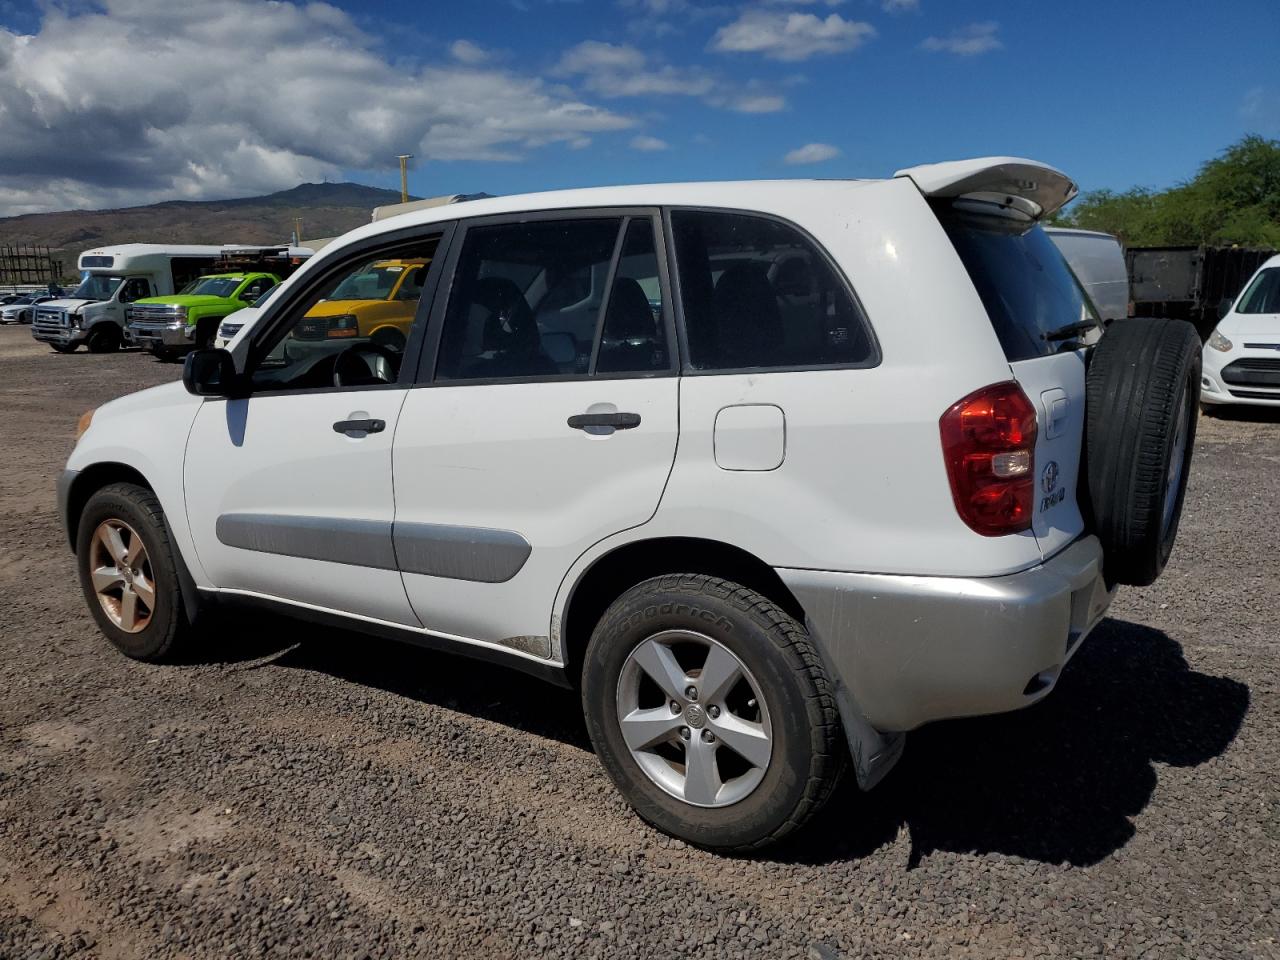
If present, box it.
[0,183,415,263]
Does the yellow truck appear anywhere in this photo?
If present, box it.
[292,258,429,353]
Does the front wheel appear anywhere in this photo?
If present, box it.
[582,574,845,852]
[85,324,121,353]
[75,482,195,662]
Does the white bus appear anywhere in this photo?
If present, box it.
[32,244,229,352]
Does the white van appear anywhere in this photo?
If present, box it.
[1045,227,1129,322]
[32,245,226,353]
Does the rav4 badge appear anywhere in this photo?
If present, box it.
[1040,460,1065,512]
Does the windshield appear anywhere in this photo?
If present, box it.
[178,277,242,298]
[1235,268,1280,314]
[937,207,1100,361]
[71,275,124,301]
[329,263,406,301]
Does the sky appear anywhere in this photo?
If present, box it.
[0,0,1277,216]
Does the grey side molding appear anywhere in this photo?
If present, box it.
[215,512,531,583]
[393,522,531,583]
[216,514,398,570]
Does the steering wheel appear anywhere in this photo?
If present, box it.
[332,343,398,387]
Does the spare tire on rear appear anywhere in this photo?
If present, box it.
[1084,318,1201,587]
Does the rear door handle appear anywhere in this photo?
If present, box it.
[567,412,641,431]
[333,418,386,436]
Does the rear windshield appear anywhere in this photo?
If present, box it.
[937,206,1099,361]
[1235,267,1280,314]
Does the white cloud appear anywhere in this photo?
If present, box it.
[711,9,875,61]
[556,40,785,110]
[630,135,670,151]
[449,39,489,64]
[881,0,919,11]
[921,21,1002,56]
[731,94,788,113]
[0,0,635,214]
[784,142,841,165]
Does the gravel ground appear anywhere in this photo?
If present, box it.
[0,324,1277,959]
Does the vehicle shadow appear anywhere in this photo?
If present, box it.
[1203,405,1280,423]
[196,612,1248,867]
[199,610,591,750]
[771,618,1250,867]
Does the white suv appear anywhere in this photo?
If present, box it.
[59,158,1202,851]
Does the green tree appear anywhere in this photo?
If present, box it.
[1055,135,1280,247]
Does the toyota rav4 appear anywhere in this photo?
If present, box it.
[58,158,1201,851]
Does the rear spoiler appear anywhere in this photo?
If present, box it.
[894,157,1078,220]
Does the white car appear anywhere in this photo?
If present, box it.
[1,294,55,323]
[1202,254,1280,410]
[58,158,1200,851]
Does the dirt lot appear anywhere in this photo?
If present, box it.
[0,324,1277,959]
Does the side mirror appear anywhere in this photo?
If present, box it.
[1218,297,1234,319]
[241,292,259,305]
[183,348,239,397]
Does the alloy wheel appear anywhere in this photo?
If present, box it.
[88,519,155,633]
[616,630,773,808]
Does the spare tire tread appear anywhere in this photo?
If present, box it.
[1085,318,1200,587]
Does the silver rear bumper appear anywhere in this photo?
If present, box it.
[779,535,1114,733]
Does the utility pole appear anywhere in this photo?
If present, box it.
[396,154,413,203]
[293,217,304,245]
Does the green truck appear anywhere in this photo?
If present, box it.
[123,247,310,359]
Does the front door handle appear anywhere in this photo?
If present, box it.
[333,418,386,436]
[567,412,641,431]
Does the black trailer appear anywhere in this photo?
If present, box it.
[1127,245,1276,337]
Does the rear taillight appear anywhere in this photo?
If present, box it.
[939,381,1037,536]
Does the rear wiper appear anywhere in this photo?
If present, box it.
[1043,320,1100,342]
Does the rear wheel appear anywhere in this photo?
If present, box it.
[85,324,121,353]
[582,574,844,851]
[1084,318,1201,586]
[75,482,194,662]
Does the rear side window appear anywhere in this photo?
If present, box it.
[670,210,873,371]
[939,211,1099,361]
[1235,268,1280,314]
[435,215,672,382]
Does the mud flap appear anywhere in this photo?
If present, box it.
[803,615,906,790]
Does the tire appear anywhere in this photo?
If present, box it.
[582,574,844,852]
[194,316,222,350]
[75,482,193,662]
[1084,318,1201,587]
[153,347,182,363]
[370,327,407,354]
[85,324,121,353]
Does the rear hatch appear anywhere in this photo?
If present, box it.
[900,158,1097,561]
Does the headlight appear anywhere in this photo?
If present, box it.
[326,314,360,339]
[75,408,95,439]
[173,306,188,320]
[1207,329,1233,352]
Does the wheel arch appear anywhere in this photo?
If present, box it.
[63,460,205,624]
[558,535,805,687]
[63,462,153,550]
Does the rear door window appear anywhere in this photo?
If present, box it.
[938,209,1100,360]
[669,210,873,372]
[434,215,672,381]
